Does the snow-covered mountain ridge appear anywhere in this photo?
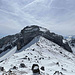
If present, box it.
[0,25,72,55]
[0,36,75,75]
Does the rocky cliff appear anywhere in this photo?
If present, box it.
[0,25,72,54]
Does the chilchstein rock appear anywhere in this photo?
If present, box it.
[0,25,72,54]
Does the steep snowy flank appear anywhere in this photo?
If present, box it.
[0,36,75,75]
[0,46,17,61]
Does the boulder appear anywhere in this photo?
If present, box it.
[20,63,26,68]
[40,66,45,71]
[32,64,40,74]
[0,67,4,71]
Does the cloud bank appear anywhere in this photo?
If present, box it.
[0,0,75,38]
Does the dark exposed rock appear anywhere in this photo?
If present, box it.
[4,45,12,51]
[32,49,35,51]
[62,68,67,71]
[9,69,12,73]
[28,58,30,61]
[62,42,72,52]
[32,64,40,74]
[17,42,21,50]
[0,67,4,71]
[53,71,64,75]
[70,38,75,47]
[13,66,17,69]
[60,51,62,54]
[0,50,3,54]
[40,66,45,71]
[39,58,41,60]
[0,25,72,54]
[56,62,60,66]
[0,60,4,63]
[20,63,26,68]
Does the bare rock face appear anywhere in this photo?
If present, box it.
[32,64,40,74]
[0,66,4,71]
[21,25,40,45]
[70,38,75,47]
[40,66,45,71]
[20,63,26,68]
[0,25,72,54]
[17,42,21,50]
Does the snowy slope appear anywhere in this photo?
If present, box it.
[0,46,17,61]
[0,36,75,75]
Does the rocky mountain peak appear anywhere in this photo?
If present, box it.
[0,25,72,54]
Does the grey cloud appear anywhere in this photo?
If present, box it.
[0,0,75,38]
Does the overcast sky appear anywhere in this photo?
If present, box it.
[0,0,75,38]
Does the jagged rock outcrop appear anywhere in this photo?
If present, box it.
[0,25,72,54]
[70,38,75,47]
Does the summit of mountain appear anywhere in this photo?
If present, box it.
[0,25,72,55]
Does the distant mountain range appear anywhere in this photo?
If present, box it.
[64,35,75,39]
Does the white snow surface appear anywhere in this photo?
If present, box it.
[0,46,17,61]
[33,66,39,70]
[63,39,67,44]
[0,36,75,75]
[39,27,48,33]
